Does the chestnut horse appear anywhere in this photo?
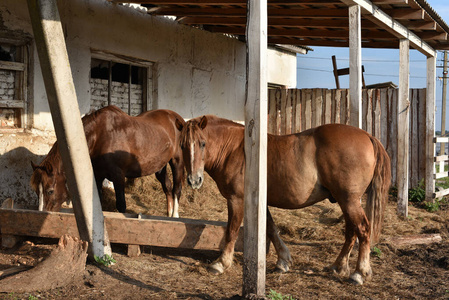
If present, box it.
[31,105,185,216]
[175,115,391,285]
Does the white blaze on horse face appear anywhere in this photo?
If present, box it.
[190,141,195,173]
[38,183,44,211]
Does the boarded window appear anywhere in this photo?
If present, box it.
[90,55,152,116]
[0,43,28,128]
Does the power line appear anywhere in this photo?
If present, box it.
[297,67,427,78]
[298,56,425,63]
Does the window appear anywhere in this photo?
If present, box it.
[90,52,153,116]
[0,42,29,129]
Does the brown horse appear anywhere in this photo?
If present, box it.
[31,105,185,216]
[175,115,391,285]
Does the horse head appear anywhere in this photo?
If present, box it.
[30,159,70,212]
[176,116,208,189]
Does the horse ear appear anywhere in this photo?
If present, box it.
[199,116,208,130]
[175,118,184,131]
[45,163,53,175]
[31,161,38,170]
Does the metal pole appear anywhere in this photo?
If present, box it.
[27,0,111,259]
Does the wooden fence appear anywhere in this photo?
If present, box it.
[268,88,427,187]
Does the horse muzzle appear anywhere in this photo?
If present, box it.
[187,173,204,189]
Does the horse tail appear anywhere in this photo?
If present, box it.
[366,136,391,244]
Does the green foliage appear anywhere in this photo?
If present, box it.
[94,254,116,267]
[408,180,425,203]
[28,296,38,300]
[267,289,295,300]
[371,246,382,258]
[423,199,443,212]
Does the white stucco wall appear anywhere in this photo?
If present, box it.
[0,0,297,206]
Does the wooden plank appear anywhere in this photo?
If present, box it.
[380,88,388,147]
[0,209,244,252]
[373,89,381,140]
[333,89,341,124]
[434,188,449,199]
[268,89,277,135]
[275,89,282,135]
[324,89,332,124]
[293,89,301,133]
[434,172,449,180]
[434,155,448,162]
[244,0,268,295]
[303,89,312,130]
[410,89,419,187]
[425,55,436,202]
[349,5,362,128]
[397,39,410,216]
[434,137,449,143]
[418,88,426,183]
[383,234,442,247]
[279,89,286,134]
[0,61,26,71]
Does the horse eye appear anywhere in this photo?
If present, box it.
[200,141,206,148]
[47,190,54,196]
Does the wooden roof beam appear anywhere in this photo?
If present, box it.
[181,17,381,29]
[383,8,425,20]
[110,0,341,4]
[152,7,349,18]
[372,0,408,4]
[339,0,436,56]
[400,20,436,30]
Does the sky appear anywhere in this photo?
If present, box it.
[296,0,449,130]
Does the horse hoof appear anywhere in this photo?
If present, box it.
[274,260,290,273]
[208,263,224,275]
[349,272,364,285]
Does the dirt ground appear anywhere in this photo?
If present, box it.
[0,173,448,300]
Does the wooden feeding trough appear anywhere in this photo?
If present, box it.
[0,208,243,256]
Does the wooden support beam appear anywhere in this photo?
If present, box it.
[0,209,244,251]
[26,0,111,259]
[243,0,267,297]
[397,39,410,217]
[340,0,436,57]
[349,5,362,128]
[425,55,436,202]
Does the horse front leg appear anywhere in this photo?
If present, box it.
[209,197,243,275]
[155,165,175,217]
[169,158,185,218]
[112,179,126,213]
[267,208,292,273]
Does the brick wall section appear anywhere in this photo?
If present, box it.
[90,78,143,116]
[0,70,16,127]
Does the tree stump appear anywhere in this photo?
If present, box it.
[0,235,88,293]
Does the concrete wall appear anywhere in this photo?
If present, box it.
[0,0,297,207]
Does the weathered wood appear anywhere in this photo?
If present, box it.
[426,55,436,202]
[0,235,88,293]
[383,233,442,247]
[127,245,142,257]
[397,39,410,217]
[243,0,268,296]
[0,209,244,252]
[349,4,362,128]
[26,0,111,259]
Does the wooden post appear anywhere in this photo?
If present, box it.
[26,0,111,259]
[243,0,267,297]
[349,5,362,128]
[426,55,437,202]
[397,39,410,216]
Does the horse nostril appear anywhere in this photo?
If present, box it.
[187,177,192,186]
[198,177,203,185]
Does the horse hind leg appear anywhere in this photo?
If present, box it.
[332,198,372,285]
[267,208,292,273]
[155,165,175,217]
